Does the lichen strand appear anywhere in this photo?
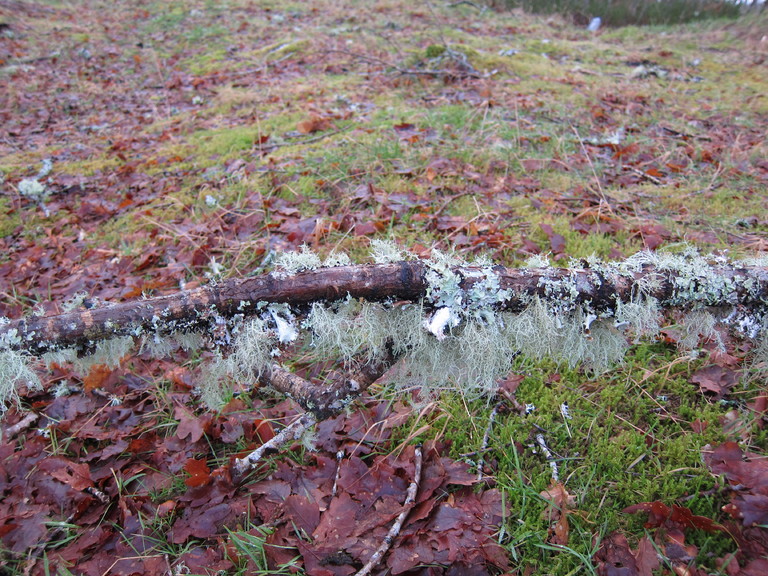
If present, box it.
[70,336,135,372]
[0,350,42,412]
[307,298,424,365]
[273,244,323,277]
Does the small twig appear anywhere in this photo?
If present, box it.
[233,413,316,476]
[324,48,488,79]
[625,165,664,185]
[331,449,344,498]
[355,445,423,576]
[476,403,499,483]
[446,0,486,11]
[536,433,559,483]
[3,411,39,438]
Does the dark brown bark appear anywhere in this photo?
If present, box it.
[260,352,396,419]
[3,260,768,356]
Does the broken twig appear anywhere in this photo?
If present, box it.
[355,445,423,576]
[476,403,499,483]
[233,413,317,476]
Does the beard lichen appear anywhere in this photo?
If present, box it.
[0,349,42,413]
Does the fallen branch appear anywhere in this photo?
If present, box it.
[3,249,768,410]
[324,48,489,80]
[3,252,768,357]
[259,355,395,419]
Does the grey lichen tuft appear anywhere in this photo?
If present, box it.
[370,239,407,264]
[614,296,662,343]
[274,245,322,276]
[307,298,423,365]
[323,251,352,267]
[0,350,42,413]
[73,336,135,371]
[198,316,277,410]
[679,310,721,351]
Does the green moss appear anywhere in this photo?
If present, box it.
[404,339,735,573]
[0,198,21,238]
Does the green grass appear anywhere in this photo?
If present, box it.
[428,342,737,573]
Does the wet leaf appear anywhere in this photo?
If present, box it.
[184,458,211,488]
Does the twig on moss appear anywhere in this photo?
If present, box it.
[446,0,486,10]
[355,445,423,576]
[324,48,488,79]
[233,413,317,476]
[476,403,499,483]
[536,433,559,483]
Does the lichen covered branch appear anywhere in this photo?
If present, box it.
[3,248,768,411]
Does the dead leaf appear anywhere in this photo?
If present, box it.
[690,365,740,398]
[45,458,94,491]
[297,115,333,134]
[184,458,211,487]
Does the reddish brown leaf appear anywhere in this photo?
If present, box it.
[175,405,207,443]
[83,364,115,392]
[623,501,724,533]
[297,115,333,134]
[594,532,640,576]
[254,419,275,443]
[184,458,211,487]
[690,365,740,398]
[47,458,94,491]
[690,419,708,433]
[539,223,566,254]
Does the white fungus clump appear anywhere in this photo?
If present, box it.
[267,303,298,344]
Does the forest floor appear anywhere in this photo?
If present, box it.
[1,1,768,575]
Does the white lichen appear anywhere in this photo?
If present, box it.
[274,245,322,276]
[323,252,352,267]
[73,336,135,371]
[524,253,551,268]
[370,239,406,264]
[18,178,48,201]
[0,350,42,412]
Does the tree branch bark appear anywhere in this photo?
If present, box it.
[2,257,768,357]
